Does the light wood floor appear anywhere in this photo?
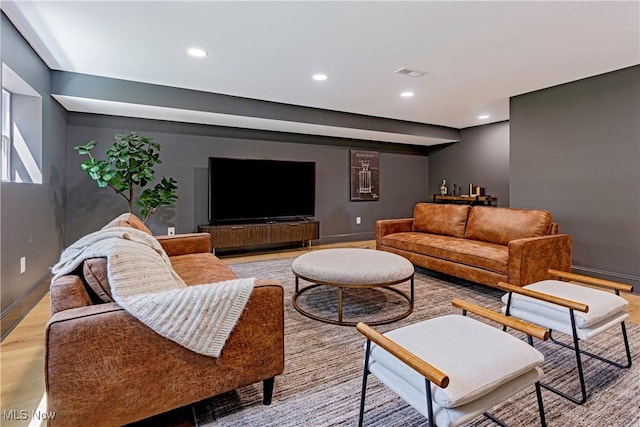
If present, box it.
[1,239,638,426]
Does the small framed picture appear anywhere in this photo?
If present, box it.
[350,150,379,201]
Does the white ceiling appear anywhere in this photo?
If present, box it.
[3,1,639,145]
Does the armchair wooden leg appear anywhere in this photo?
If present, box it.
[263,377,275,405]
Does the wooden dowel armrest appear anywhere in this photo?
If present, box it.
[548,269,633,293]
[356,322,449,388]
[497,281,589,313]
[451,298,549,341]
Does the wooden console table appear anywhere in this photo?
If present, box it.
[199,220,319,253]
[432,195,497,206]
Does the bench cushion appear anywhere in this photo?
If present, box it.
[413,203,470,238]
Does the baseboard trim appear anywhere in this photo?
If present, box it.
[571,265,640,294]
[316,232,376,246]
[1,275,51,341]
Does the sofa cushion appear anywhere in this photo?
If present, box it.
[170,253,239,285]
[412,203,470,238]
[103,212,153,235]
[464,207,552,245]
[82,257,113,302]
[382,232,509,274]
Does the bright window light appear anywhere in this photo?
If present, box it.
[187,47,207,58]
[2,63,43,184]
[312,74,328,81]
[400,91,414,98]
[13,123,42,183]
[2,88,10,181]
[478,114,490,119]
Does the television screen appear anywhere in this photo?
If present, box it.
[208,157,316,224]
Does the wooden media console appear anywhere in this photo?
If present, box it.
[198,220,319,253]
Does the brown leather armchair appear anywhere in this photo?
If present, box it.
[46,222,284,426]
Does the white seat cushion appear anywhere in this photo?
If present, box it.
[501,280,628,329]
[371,360,542,427]
[368,315,544,409]
[505,307,628,341]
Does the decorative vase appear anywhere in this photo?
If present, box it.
[440,180,448,196]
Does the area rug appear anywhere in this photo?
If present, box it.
[193,257,640,427]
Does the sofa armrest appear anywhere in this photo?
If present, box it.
[155,232,212,256]
[50,275,93,315]
[508,234,572,287]
[46,282,284,426]
[376,218,414,250]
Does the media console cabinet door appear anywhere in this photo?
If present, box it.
[270,222,319,244]
[199,221,319,250]
[200,224,268,248]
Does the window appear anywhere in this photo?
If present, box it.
[1,88,10,181]
[1,63,42,184]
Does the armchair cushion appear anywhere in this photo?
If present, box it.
[82,257,113,302]
[369,314,544,409]
[170,252,239,284]
[501,280,628,329]
[103,212,153,235]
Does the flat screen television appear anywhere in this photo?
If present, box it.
[208,157,316,224]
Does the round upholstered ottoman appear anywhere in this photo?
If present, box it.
[291,248,414,326]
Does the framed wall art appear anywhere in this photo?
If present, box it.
[350,150,379,201]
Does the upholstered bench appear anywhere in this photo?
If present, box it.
[357,298,548,426]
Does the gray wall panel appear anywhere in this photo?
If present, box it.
[65,117,429,245]
[1,13,68,314]
[429,121,509,206]
[510,65,640,286]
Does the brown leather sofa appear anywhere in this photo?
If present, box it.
[46,214,285,426]
[377,203,572,288]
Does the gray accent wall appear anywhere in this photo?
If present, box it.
[428,121,510,206]
[510,65,640,287]
[1,13,68,314]
[66,114,429,245]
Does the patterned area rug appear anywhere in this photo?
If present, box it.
[193,257,640,427]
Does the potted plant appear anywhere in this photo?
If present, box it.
[74,132,178,222]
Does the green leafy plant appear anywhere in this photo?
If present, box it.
[74,132,178,222]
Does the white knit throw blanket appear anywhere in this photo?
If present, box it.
[51,226,254,357]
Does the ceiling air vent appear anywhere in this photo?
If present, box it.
[394,67,427,78]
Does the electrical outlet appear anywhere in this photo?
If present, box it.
[356,217,361,225]
[20,257,26,274]
[168,227,175,236]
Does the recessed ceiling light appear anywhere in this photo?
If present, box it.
[187,47,207,58]
[312,74,328,81]
[478,114,490,119]
[400,91,414,98]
